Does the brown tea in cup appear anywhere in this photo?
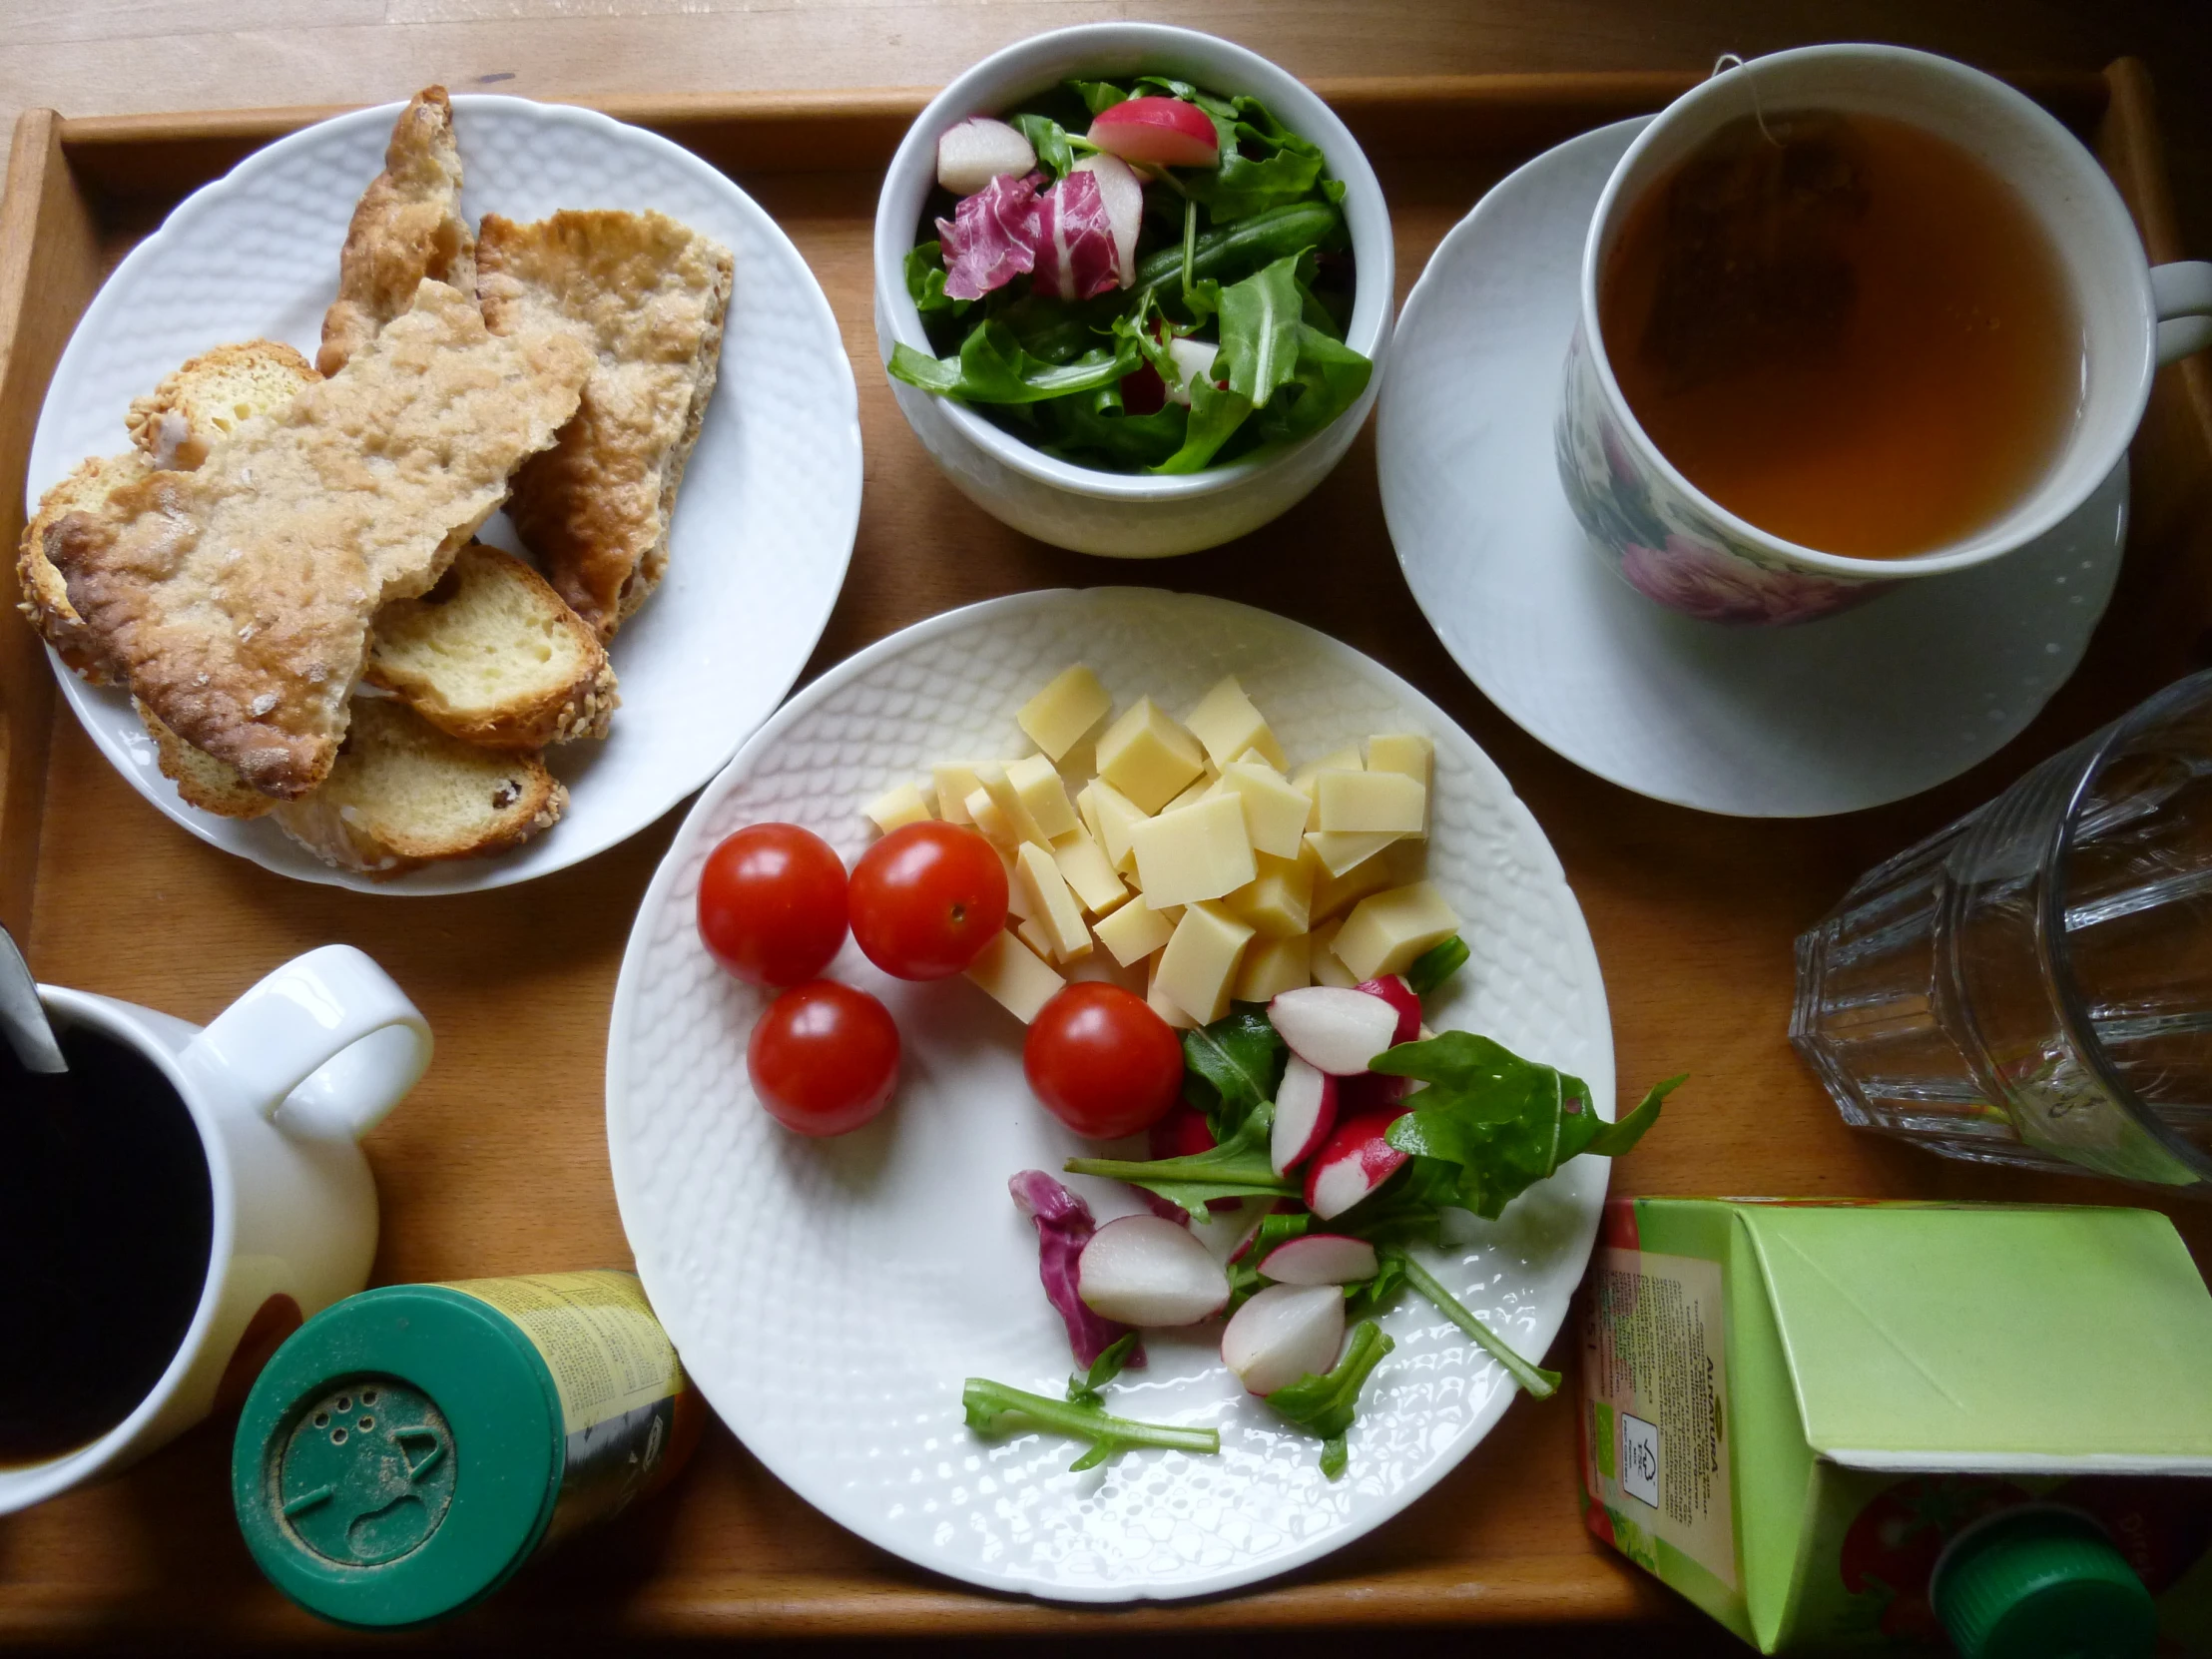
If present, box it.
[1599,109,2080,559]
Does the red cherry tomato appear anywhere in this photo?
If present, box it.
[847,822,1009,980]
[697,823,848,986]
[1024,982,1184,1140]
[748,980,900,1136]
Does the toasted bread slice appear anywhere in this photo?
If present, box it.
[271,698,566,877]
[477,210,733,641]
[17,451,152,682]
[319,87,475,376]
[126,339,319,471]
[136,700,276,820]
[366,541,618,748]
[49,279,591,801]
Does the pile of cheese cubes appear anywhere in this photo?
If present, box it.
[862,666,1460,1030]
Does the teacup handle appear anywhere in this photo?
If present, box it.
[2152,261,2212,365]
[179,945,431,1140]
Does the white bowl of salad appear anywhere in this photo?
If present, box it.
[872,24,1393,559]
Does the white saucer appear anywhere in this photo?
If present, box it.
[1376,118,2126,820]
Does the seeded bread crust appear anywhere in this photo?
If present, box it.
[17,451,152,682]
[138,699,276,820]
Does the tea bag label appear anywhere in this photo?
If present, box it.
[1582,1247,1736,1589]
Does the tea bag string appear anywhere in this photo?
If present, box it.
[1710,53,1782,146]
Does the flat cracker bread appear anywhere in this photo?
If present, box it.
[47,279,591,800]
[318,87,476,377]
[477,209,733,641]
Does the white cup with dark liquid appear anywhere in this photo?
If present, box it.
[1556,43,2212,624]
[0,945,429,1514]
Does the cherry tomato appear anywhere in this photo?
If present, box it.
[747,980,900,1136]
[847,821,1009,980]
[697,823,848,986]
[1024,982,1184,1140]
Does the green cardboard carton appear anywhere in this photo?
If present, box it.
[1576,1199,2212,1654]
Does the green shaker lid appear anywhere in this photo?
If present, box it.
[232,1286,564,1629]
[1933,1507,2157,1659]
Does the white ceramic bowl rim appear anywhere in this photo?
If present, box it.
[1578,42,2155,578]
[873,22,1392,503]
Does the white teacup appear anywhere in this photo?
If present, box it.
[1555,44,2212,624]
[0,945,430,1515]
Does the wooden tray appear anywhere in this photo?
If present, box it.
[3,66,2208,1648]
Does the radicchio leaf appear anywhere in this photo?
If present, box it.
[937,172,1044,301]
[1008,1170,1144,1370]
[1031,168,1124,302]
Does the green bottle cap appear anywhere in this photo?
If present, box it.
[231,1286,565,1629]
[1932,1507,2157,1659]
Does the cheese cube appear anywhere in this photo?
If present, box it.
[1218,760,1311,859]
[1184,675,1288,770]
[1131,795,1257,908]
[863,782,932,834]
[1234,932,1312,1003]
[1305,828,1404,879]
[1318,770,1427,835]
[965,787,1019,850]
[1225,852,1313,939]
[1293,747,1363,831]
[1145,901,1187,926]
[1333,881,1460,981]
[1016,915,1057,960]
[1075,782,1105,847]
[1016,842,1092,962]
[966,930,1065,1022]
[1146,957,1200,1030]
[1057,737,1098,792]
[1154,900,1255,1024]
[1096,697,1206,814]
[1006,754,1080,841]
[1367,734,1433,836]
[1162,772,1218,816]
[1087,778,1149,875]
[933,762,985,825]
[1309,837,1410,921]
[1310,917,1358,987]
[1051,826,1129,916]
[1094,897,1173,966]
[976,763,1049,846]
[1017,666,1112,762]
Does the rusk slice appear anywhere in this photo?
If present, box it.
[477,209,734,641]
[139,700,275,820]
[126,340,319,471]
[367,541,618,748]
[47,279,591,801]
[318,86,476,376]
[17,451,151,681]
[272,698,566,878]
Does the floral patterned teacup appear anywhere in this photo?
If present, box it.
[1556,44,2212,626]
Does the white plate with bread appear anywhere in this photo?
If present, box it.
[22,89,860,892]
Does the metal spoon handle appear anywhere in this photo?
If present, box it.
[0,923,66,1074]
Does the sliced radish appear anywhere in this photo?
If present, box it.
[936,116,1037,196]
[1303,1109,1411,1221]
[1357,976,1421,1046]
[1221,1283,1346,1395]
[1261,1233,1380,1286]
[1087,96,1222,170]
[1077,1214,1229,1327]
[1338,1068,1411,1116]
[1165,337,1220,407]
[1269,986,1400,1077]
[1069,154,1141,288]
[1269,1054,1337,1176]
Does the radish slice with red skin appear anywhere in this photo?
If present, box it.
[1338,1068,1411,1116]
[936,117,1038,197]
[1087,96,1222,169]
[1269,1053,1337,1176]
[1260,1234,1380,1286]
[1303,1108,1412,1221]
[1221,1283,1346,1395]
[1357,976,1420,1046]
[1077,1214,1230,1327]
[1069,154,1141,287]
[1269,986,1400,1077]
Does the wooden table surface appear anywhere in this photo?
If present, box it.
[4,6,2212,1655]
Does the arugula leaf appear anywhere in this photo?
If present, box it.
[1149,372,1254,475]
[1342,1245,1408,1318]
[1064,1106,1294,1219]
[904,241,967,318]
[1224,1210,1312,1312]
[1009,111,1075,180]
[1036,389,1189,470]
[1373,1032,1596,1220]
[888,321,1137,405]
[1216,253,1305,408]
[1266,1320,1394,1479]
[963,1376,1219,1472]
[1246,323,1371,445]
[1067,79,1129,116]
[1405,935,1469,996]
[1564,1073,1683,1161]
[1180,1006,1288,1138]
[1183,95,1328,222]
[1390,1249,1560,1398]
[1066,1332,1140,1407]
[1133,75,1239,122]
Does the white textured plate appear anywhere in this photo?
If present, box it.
[1377,118,2126,820]
[607,587,1615,1602]
[26,96,860,892]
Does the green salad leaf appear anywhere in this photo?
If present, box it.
[1180,1006,1287,1138]
[1068,78,1129,116]
[1183,95,1328,223]
[1065,1332,1140,1408]
[963,1376,1218,1472]
[1405,935,1469,996]
[1217,252,1305,407]
[888,321,1138,405]
[1266,1321,1394,1479]
[904,241,967,319]
[1009,111,1076,179]
[1389,1249,1562,1399]
[1064,1105,1294,1219]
